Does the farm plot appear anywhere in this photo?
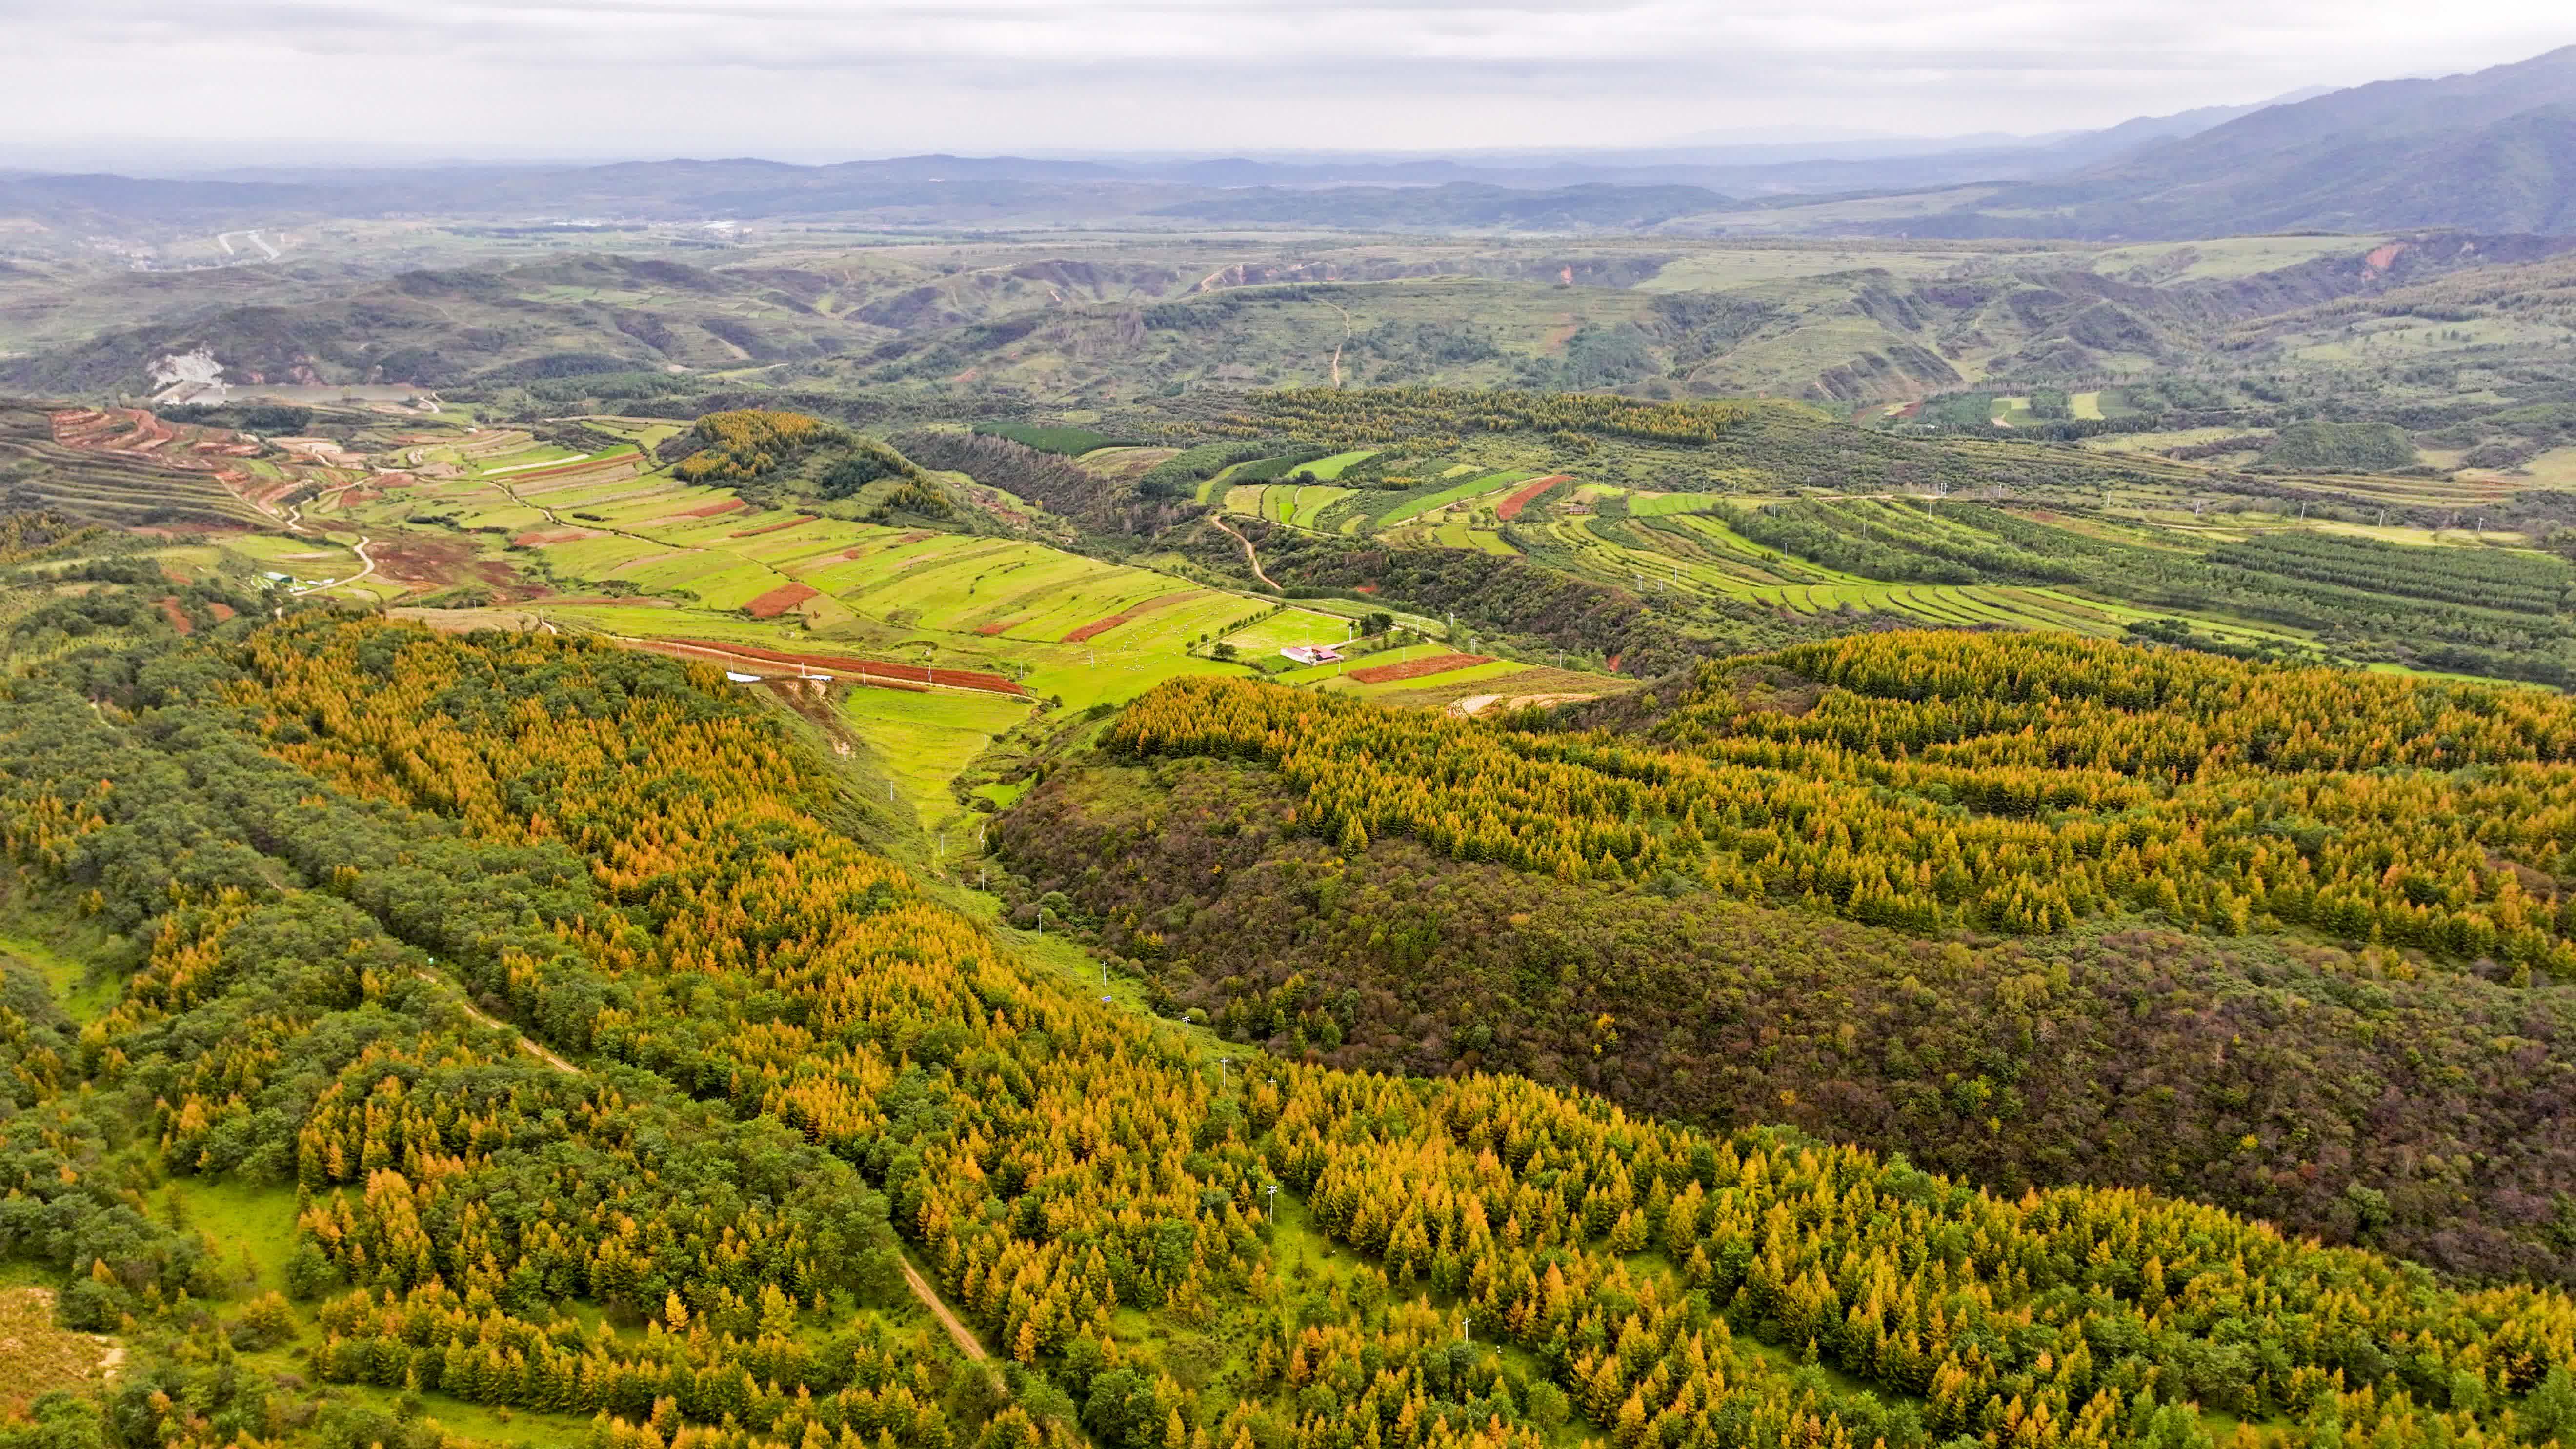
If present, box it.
[839,686,1035,832]
[1273,641,1447,684]
[1347,651,1494,684]
[1297,450,1378,481]
[1290,488,1357,528]
[1493,475,1570,522]
[1375,470,1536,527]
[1626,491,1729,517]
[1216,608,1359,658]
[1432,522,1517,555]
[1342,658,1529,699]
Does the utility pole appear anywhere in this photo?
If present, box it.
[1265,1184,1280,1223]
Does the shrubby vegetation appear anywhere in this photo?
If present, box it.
[1228,387,1755,446]
[969,423,1137,455]
[1134,440,1278,499]
[1002,754,2576,1281]
[2259,421,2418,473]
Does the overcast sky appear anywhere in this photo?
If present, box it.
[7,1,2573,166]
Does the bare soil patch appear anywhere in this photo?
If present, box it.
[1349,651,1493,684]
[1062,590,1196,644]
[0,1287,121,1415]
[1494,475,1571,522]
[744,582,821,618]
[667,498,747,520]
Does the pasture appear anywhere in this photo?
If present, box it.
[839,686,1034,834]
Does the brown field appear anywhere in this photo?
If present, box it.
[1494,475,1571,522]
[744,582,820,618]
[1348,651,1494,684]
[666,498,747,520]
[1061,590,1197,644]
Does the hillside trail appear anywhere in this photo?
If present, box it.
[901,1255,990,1362]
[1322,300,1353,387]
[409,958,990,1348]
[416,970,579,1074]
[1209,514,1278,589]
[282,483,377,593]
[494,473,706,558]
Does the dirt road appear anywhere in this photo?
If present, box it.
[418,970,578,1073]
[1209,515,1278,589]
[902,1256,989,1361]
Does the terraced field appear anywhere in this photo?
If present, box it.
[1373,469,1536,526]
[1225,482,1357,530]
[0,405,285,529]
[1297,449,1379,480]
[327,427,1397,710]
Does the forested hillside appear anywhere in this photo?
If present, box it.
[9,599,2576,1449]
[997,632,2576,1282]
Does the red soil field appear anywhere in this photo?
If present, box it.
[1493,475,1571,522]
[1060,591,1196,644]
[743,582,820,619]
[670,499,747,519]
[1348,652,1493,684]
[512,528,598,546]
[647,639,1028,696]
[729,516,813,538]
[207,602,237,622]
[157,597,193,634]
[975,619,1024,636]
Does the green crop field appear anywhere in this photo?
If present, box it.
[839,686,1033,833]
[1627,490,1729,516]
[1297,449,1378,480]
[1373,469,1535,526]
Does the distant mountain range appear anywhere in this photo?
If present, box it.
[1884,46,2576,238]
[2,48,2573,241]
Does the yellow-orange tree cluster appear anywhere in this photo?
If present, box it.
[10,615,2576,1449]
[1112,632,2576,972]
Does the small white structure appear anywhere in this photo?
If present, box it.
[1280,644,1345,666]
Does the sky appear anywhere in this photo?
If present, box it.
[5,0,2572,167]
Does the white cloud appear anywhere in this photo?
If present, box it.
[2,0,2568,161]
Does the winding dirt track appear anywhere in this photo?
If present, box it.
[412,961,987,1348]
[416,970,578,1074]
[1209,515,1278,589]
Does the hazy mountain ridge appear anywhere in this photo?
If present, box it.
[1888,47,2576,238]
